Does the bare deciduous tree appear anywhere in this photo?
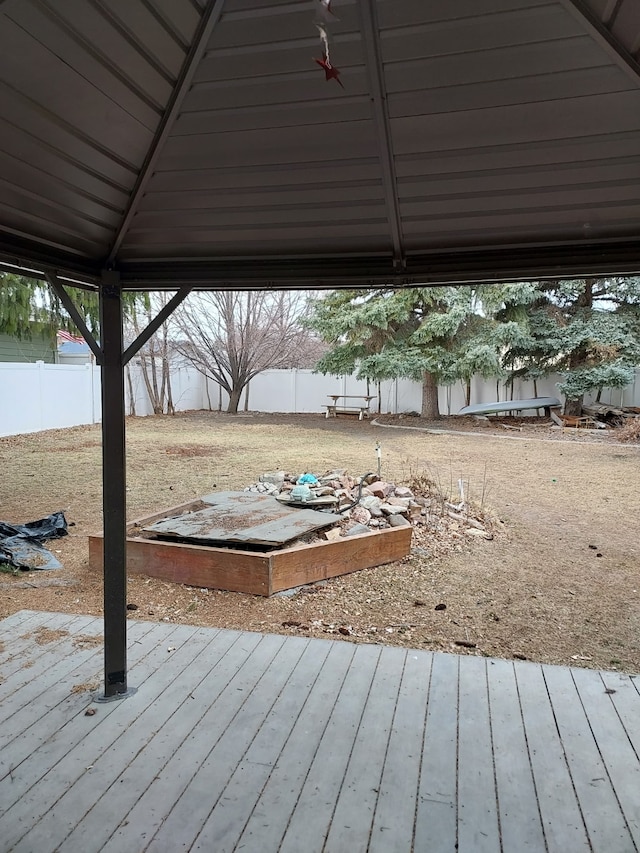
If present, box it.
[173,291,319,414]
[126,294,175,415]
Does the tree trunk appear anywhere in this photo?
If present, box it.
[564,350,586,416]
[163,357,175,415]
[125,364,136,416]
[564,396,584,416]
[227,386,243,414]
[421,371,440,419]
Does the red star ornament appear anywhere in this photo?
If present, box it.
[314,53,344,88]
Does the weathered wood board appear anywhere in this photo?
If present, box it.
[144,491,337,547]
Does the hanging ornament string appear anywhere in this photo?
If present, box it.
[313,2,343,88]
[314,0,337,23]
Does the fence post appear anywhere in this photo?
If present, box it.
[36,361,45,432]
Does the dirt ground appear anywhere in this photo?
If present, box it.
[1,411,639,673]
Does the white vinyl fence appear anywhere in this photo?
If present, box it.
[1,360,639,438]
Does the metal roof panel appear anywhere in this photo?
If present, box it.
[0,0,639,286]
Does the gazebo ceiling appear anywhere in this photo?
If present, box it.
[1,0,640,289]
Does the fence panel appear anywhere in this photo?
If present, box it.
[2,362,639,437]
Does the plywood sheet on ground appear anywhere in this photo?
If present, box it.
[144,491,337,547]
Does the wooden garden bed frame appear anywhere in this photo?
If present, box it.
[88,499,412,596]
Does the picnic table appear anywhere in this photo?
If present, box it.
[325,395,375,420]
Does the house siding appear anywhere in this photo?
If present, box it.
[0,331,56,363]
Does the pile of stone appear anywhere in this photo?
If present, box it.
[244,469,418,533]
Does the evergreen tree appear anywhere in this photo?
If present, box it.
[306,287,496,418]
[0,272,100,341]
[485,279,640,414]
[0,272,146,351]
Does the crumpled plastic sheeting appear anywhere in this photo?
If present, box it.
[0,511,68,571]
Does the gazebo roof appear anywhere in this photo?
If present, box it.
[1,0,640,290]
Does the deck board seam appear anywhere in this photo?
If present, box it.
[485,657,505,853]
[411,650,435,852]
[318,649,388,853]
[541,665,596,852]
[604,673,640,762]
[229,639,355,853]
[144,633,293,851]
[513,660,550,853]
[570,668,640,852]
[279,644,383,853]
[455,654,461,852]
[189,636,320,850]
[365,649,410,849]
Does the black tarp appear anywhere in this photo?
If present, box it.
[0,511,68,570]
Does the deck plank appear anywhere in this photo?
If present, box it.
[318,645,407,853]
[542,664,634,853]
[413,651,458,853]
[0,619,153,771]
[144,633,306,853]
[232,643,357,853]
[0,615,106,743]
[0,618,156,803]
[1,621,202,851]
[0,611,88,682]
[191,638,345,852]
[457,655,501,852]
[487,658,547,852]
[99,630,274,853]
[368,650,432,853]
[1,612,639,853]
[0,609,54,657]
[279,645,401,853]
[606,672,640,759]
[37,627,242,853]
[571,667,640,848]
[516,661,591,852]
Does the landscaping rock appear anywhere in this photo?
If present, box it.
[380,503,408,515]
[388,514,411,527]
[359,495,383,516]
[345,523,371,537]
[259,470,285,485]
[369,480,393,498]
[386,497,411,508]
[314,486,335,496]
[394,486,414,498]
[351,505,372,525]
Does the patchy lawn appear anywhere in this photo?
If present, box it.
[1,411,639,673]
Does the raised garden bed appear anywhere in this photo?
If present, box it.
[88,498,412,596]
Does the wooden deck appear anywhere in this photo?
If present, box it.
[1,611,638,853]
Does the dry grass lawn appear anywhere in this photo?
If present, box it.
[1,411,639,673]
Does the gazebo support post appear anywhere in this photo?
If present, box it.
[99,271,129,698]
